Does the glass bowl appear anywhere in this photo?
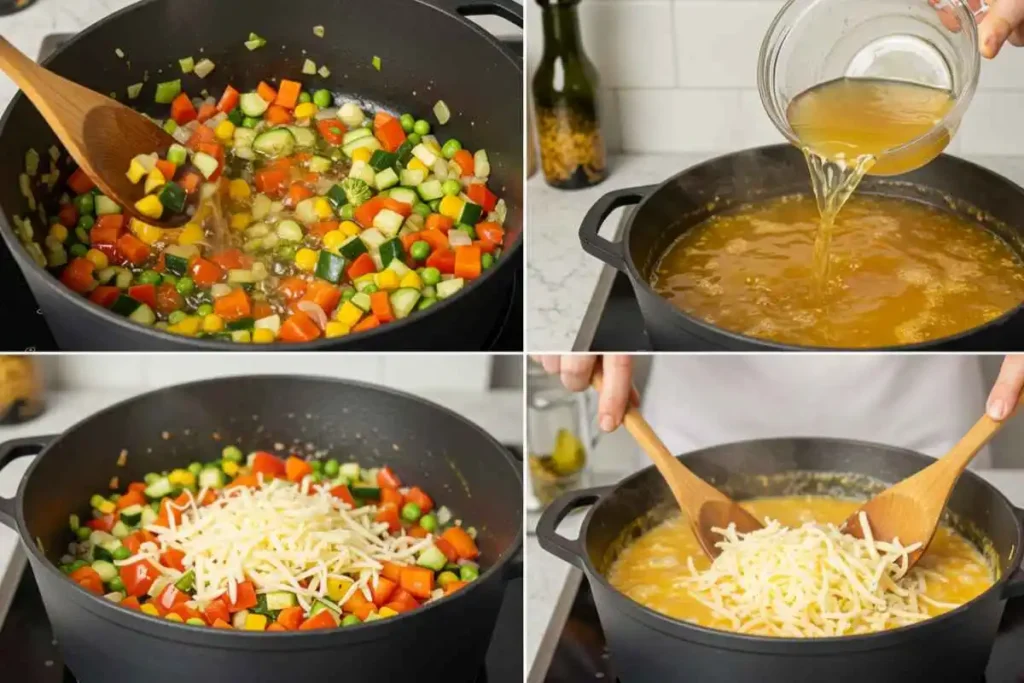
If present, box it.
[757,0,981,176]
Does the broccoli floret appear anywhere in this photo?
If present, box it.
[341,178,372,207]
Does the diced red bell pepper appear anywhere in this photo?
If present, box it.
[160,547,186,572]
[299,610,337,630]
[189,257,224,287]
[127,284,156,309]
[58,203,78,228]
[426,248,456,275]
[374,112,406,153]
[346,252,376,280]
[119,559,160,597]
[116,234,151,266]
[217,85,240,113]
[316,118,346,146]
[250,451,286,479]
[226,581,258,612]
[377,466,402,489]
[155,584,190,614]
[155,283,184,315]
[170,93,198,125]
[329,484,355,507]
[70,566,104,594]
[196,103,218,123]
[371,576,397,606]
[375,502,401,532]
[60,257,96,294]
[466,184,498,212]
[404,486,434,513]
[68,168,96,194]
[89,286,120,308]
[441,526,480,560]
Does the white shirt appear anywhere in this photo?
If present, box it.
[641,355,990,467]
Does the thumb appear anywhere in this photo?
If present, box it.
[979,0,1024,58]
[987,355,1024,420]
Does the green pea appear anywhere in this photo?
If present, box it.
[324,459,340,477]
[197,303,213,316]
[482,253,494,270]
[70,559,89,572]
[112,546,132,562]
[340,287,356,302]
[421,267,441,286]
[412,202,431,218]
[420,513,437,532]
[144,472,160,485]
[399,113,415,133]
[311,472,323,483]
[459,564,479,582]
[339,204,356,221]
[175,276,195,296]
[222,445,243,462]
[457,224,476,240]
[441,139,462,159]
[76,214,95,231]
[442,179,462,197]
[76,526,92,541]
[188,461,203,476]
[409,240,430,261]
[74,192,95,216]
[437,570,459,587]
[69,243,88,258]
[298,91,312,104]
[341,614,361,626]
[401,502,421,522]
[407,132,421,146]
[417,297,437,311]
[363,284,378,294]
[167,310,186,325]
[161,273,178,286]
[137,269,162,285]
[309,459,323,473]
[313,89,332,108]
[242,116,261,128]
[413,119,430,136]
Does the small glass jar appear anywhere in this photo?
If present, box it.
[0,0,36,16]
[532,0,608,189]
[0,355,44,425]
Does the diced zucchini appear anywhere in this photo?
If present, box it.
[342,128,373,145]
[239,92,270,117]
[276,220,303,242]
[390,288,421,320]
[339,235,368,260]
[110,295,140,316]
[436,278,465,299]
[309,156,332,173]
[144,476,174,500]
[253,129,296,159]
[227,269,256,284]
[369,150,398,172]
[166,144,188,166]
[266,591,298,611]
[416,180,443,202]
[339,463,361,481]
[140,506,158,527]
[158,182,187,213]
[315,251,346,283]
[411,143,437,166]
[388,188,417,206]
[417,545,447,571]
[349,292,372,313]
[110,521,130,539]
[399,168,426,187]
[474,149,490,178]
[375,168,399,191]
[199,467,227,490]
[233,128,257,149]
[386,259,411,278]
[350,485,380,499]
[91,560,118,583]
[95,195,122,216]
[309,599,340,621]
[342,134,382,158]
[348,160,376,187]
[372,209,404,238]
[286,126,317,149]
[192,152,220,179]
[457,201,483,226]
[119,505,144,526]
[164,253,189,277]
[359,227,387,251]
[378,238,404,268]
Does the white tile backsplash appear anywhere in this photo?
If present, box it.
[526,0,1024,155]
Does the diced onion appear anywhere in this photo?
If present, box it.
[339,102,364,128]
[448,230,472,247]
[171,126,192,145]
[254,314,281,333]
[297,300,328,330]
[315,107,338,120]
[210,283,232,299]
[194,59,216,78]
[433,100,450,125]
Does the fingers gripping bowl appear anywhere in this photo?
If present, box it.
[0,375,523,683]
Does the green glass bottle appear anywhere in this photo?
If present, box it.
[532,0,607,189]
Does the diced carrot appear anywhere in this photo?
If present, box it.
[352,315,381,333]
[202,598,230,626]
[127,482,147,494]
[419,229,448,252]
[217,85,240,113]
[299,610,337,630]
[185,124,216,151]
[353,196,386,228]
[276,606,305,630]
[253,168,288,197]
[212,619,233,629]
[209,248,249,271]
[380,487,403,508]
[371,576,397,606]
[381,561,406,583]
[121,596,141,610]
[425,213,454,233]
[160,547,186,572]
[375,502,401,532]
[404,486,434,513]
[116,489,146,511]
[279,276,308,301]
[285,182,314,207]
[88,285,120,308]
[444,580,469,596]
[196,103,218,123]
[452,149,475,176]
[226,581,258,612]
[225,473,260,489]
[155,281,185,314]
[302,280,342,315]
[265,104,293,126]
[90,214,125,244]
[346,252,376,280]
[475,222,505,246]
[265,623,286,632]
[442,526,480,560]
[170,93,198,125]
[252,301,273,320]
[154,159,177,182]
[377,466,401,488]
[67,168,95,194]
[250,451,286,479]
[474,239,497,254]
[213,287,252,322]
[310,220,339,238]
[388,588,420,612]
[274,79,302,110]
[279,311,321,342]
[179,171,203,195]
[399,566,435,600]
[369,291,394,323]
[58,203,78,228]
[329,484,355,507]
[189,257,224,287]
[408,525,429,539]
[342,590,375,620]
[60,257,96,294]
[426,248,455,274]
[381,197,413,215]
[374,114,406,153]
[454,245,482,280]
[256,81,278,103]
[466,184,498,212]
[285,455,313,483]
[434,537,459,562]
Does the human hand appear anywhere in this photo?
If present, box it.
[931,0,1024,58]
[533,354,637,432]
[986,355,1024,420]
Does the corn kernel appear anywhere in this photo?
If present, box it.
[252,328,275,343]
[84,248,108,270]
[215,119,236,142]
[165,613,184,623]
[294,102,319,119]
[399,271,423,290]
[130,218,163,245]
[327,577,353,602]
[97,500,116,515]
[228,179,251,201]
[243,613,268,631]
[378,606,399,618]
[351,147,372,164]
[48,223,68,243]
[232,330,252,343]
[322,230,347,253]
[140,604,160,617]
[314,198,333,219]
[222,460,240,476]
[178,223,205,246]
[135,194,164,220]
[202,314,225,333]
[168,469,196,487]
[325,321,350,338]
[294,247,318,271]
[339,220,361,237]
[336,301,363,327]
[439,196,464,220]
[126,158,147,184]
[375,269,399,291]
[229,212,252,232]
[424,137,442,156]
[167,316,202,336]
[407,158,429,174]
[144,168,166,195]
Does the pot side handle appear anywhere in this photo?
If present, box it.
[578,185,656,273]
[426,0,524,28]
[535,486,612,569]
[1004,506,1024,600]
[0,434,54,529]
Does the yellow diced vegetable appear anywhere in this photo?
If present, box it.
[202,314,225,333]
[97,500,116,515]
[47,224,68,243]
[229,212,251,232]
[314,198,332,219]
[168,469,196,487]
[336,301,363,327]
[322,230,347,253]
[439,195,464,220]
[243,613,268,631]
[178,223,205,246]
[229,178,251,201]
[215,119,236,142]
[407,158,429,174]
[294,102,318,119]
[222,460,240,476]
[327,577,353,602]
[378,606,399,618]
[144,168,166,195]
[135,194,164,220]
[85,248,109,270]
[130,218,164,245]
[167,316,202,336]
[325,321,350,338]
[399,271,423,290]
[140,604,160,616]
[375,269,400,291]
[252,328,275,343]
[339,221,361,237]
[126,158,147,184]
[294,247,318,271]
[164,613,184,623]
[424,138,442,156]
[351,147,372,164]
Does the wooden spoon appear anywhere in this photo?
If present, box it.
[0,36,192,228]
[592,368,763,559]
[843,389,1024,569]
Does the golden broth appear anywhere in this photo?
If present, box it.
[606,496,994,636]
[650,194,1024,347]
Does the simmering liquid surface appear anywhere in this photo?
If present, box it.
[606,496,994,635]
[651,194,1024,347]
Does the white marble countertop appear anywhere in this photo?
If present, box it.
[527,153,1024,351]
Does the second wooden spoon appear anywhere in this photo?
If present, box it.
[592,368,762,559]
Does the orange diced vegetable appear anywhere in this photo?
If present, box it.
[442,526,480,560]
[257,81,278,103]
[60,257,96,294]
[454,245,482,280]
[217,85,240,113]
[170,93,198,125]
[285,455,313,483]
[275,79,302,110]
[425,214,454,233]
[370,291,394,323]
[189,257,224,287]
[276,606,305,630]
[399,566,434,600]
[452,149,474,176]
[90,214,125,244]
[265,104,293,126]
[213,287,252,322]
[68,168,95,194]
[279,311,322,342]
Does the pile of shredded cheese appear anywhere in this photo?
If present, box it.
[680,512,958,637]
[115,477,434,611]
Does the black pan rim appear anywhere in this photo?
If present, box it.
[572,435,1024,652]
[619,143,1024,351]
[0,0,524,351]
[10,372,524,645]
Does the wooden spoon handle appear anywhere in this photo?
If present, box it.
[942,389,1024,475]
[0,36,61,102]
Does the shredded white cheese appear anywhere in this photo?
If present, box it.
[681,512,960,637]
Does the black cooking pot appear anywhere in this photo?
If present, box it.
[578,145,1024,351]
[537,437,1024,683]
[0,0,522,351]
[0,375,523,683]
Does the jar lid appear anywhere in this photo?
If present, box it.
[535,0,582,6]
[844,34,953,90]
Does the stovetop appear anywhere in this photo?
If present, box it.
[0,33,523,352]
[538,578,1024,683]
